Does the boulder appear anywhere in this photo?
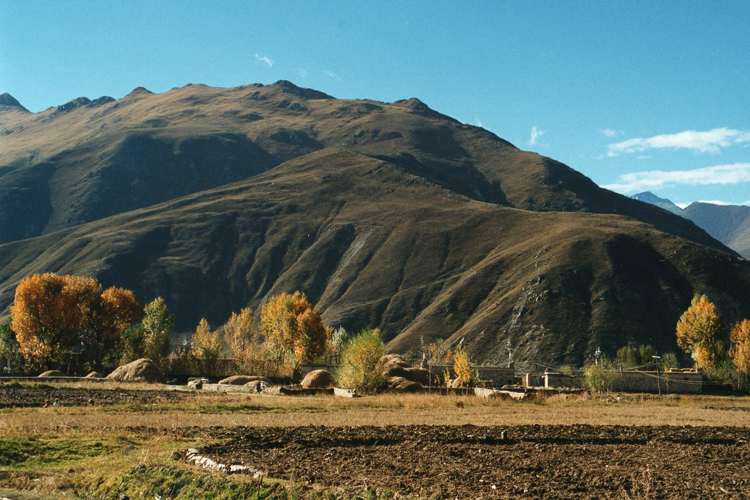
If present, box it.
[382,354,410,370]
[386,376,422,393]
[245,379,269,392]
[38,370,65,378]
[300,369,335,389]
[218,375,270,386]
[188,379,203,390]
[106,358,164,383]
[85,371,103,378]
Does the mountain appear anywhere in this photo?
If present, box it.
[682,203,750,259]
[630,192,683,215]
[1,81,749,366]
[630,192,750,259]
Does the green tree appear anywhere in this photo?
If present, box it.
[336,328,385,394]
[676,295,726,371]
[0,320,23,375]
[142,297,174,368]
[616,344,657,368]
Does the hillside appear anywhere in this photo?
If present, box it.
[0,81,748,366]
[0,147,749,367]
[682,203,750,259]
[0,81,718,250]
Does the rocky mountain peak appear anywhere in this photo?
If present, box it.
[0,93,29,112]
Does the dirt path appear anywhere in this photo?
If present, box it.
[198,425,750,499]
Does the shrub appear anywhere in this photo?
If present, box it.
[336,328,385,394]
[584,356,620,393]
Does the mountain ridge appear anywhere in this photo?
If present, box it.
[0,81,748,366]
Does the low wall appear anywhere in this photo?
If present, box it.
[542,369,702,394]
[431,365,516,386]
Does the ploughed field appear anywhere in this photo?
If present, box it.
[196,424,750,499]
[0,383,195,407]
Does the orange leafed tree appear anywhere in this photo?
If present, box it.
[259,291,328,375]
[10,273,141,371]
[676,294,725,371]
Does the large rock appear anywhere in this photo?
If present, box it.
[245,379,270,392]
[106,358,164,383]
[218,375,270,386]
[381,355,429,385]
[300,369,335,389]
[386,376,422,393]
[38,370,65,378]
[85,371,103,378]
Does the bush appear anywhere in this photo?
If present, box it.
[584,356,620,393]
[336,328,385,394]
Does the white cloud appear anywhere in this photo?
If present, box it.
[296,68,308,78]
[696,199,750,206]
[475,119,483,128]
[323,70,338,78]
[529,126,544,146]
[608,128,750,156]
[603,162,750,194]
[600,128,617,138]
[254,54,274,67]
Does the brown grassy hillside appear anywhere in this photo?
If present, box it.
[0,81,718,251]
[682,202,750,258]
[0,148,748,367]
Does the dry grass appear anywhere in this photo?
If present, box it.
[3,390,750,432]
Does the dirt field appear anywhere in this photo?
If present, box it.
[0,383,196,408]
[196,424,750,499]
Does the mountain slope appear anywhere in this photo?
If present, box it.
[0,148,748,367]
[682,203,750,258]
[630,191,683,215]
[0,82,720,252]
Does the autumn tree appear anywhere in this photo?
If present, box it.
[223,308,258,374]
[259,291,328,375]
[676,294,726,372]
[141,297,174,368]
[336,328,385,394]
[191,318,223,376]
[729,319,750,390]
[10,273,141,371]
[452,346,478,389]
[81,287,143,371]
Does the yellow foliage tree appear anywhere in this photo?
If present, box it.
[141,297,174,368]
[729,319,750,389]
[11,273,141,371]
[222,308,260,374]
[191,318,223,376]
[259,291,328,375]
[676,294,725,371]
[452,346,477,389]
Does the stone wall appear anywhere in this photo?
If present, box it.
[541,369,702,394]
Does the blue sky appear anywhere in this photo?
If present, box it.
[2,1,749,206]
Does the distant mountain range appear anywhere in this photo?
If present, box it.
[1,82,749,367]
[631,192,750,258]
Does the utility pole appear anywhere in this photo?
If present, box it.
[652,355,662,396]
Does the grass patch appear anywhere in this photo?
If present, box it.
[0,436,120,467]
[100,465,296,500]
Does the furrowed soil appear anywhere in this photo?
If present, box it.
[0,384,196,408]
[196,424,750,499]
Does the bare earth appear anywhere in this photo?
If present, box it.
[197,424,750,499]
